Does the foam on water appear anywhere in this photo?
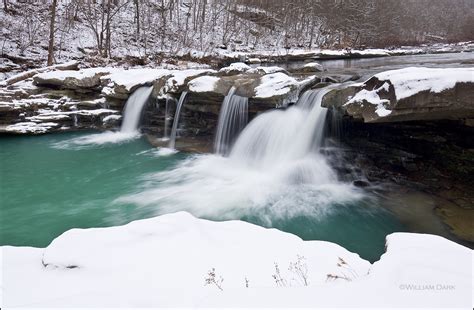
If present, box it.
[53,131,140,149]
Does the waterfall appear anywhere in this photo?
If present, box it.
[72,114,78,127]
[214,87,249,155]
[168,91,188,149]
[120,86,153,133]
[230,87,335,170]
[163,95,175,140]
[118,84,362,221]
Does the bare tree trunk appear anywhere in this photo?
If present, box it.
[134,0,140,36]
[47,0,57,66]
[3,0,8,12]
[201,0,206,23]
[105,0,112,57]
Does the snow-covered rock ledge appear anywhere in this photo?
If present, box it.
[1,212,471,308]
[322,67,474,123]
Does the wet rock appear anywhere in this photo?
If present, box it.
[353,180,370,187]
[435,199,474,242]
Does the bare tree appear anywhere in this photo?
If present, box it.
[47,0,57,65]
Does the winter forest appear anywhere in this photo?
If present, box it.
[1,0,473,65]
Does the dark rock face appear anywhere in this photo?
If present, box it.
[324,113,474,243]
[141,94,220,142]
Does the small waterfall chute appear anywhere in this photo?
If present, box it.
[120,86,153,133]
[214,86,249,155]
[163,94,175,140]
[168,91,188,149]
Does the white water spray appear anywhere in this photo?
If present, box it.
[215,87,248,155]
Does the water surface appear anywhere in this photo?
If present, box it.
[0,132,405,262]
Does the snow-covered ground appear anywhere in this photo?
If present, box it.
[0,212,472,308]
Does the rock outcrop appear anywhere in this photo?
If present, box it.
[33,68,111,90]
[322,67,474,123]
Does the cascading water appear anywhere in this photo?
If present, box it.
[120,86,153,133]
[163,95,175,140]
[55,86,152,148]
[230,89,331,169]
[214,87,249,155]
[118,85,362,221]
[115,85,403,262]
[168,91,188,149]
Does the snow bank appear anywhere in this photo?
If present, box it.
[1,212,368,307]
[374,67,474,100]
[188,75,220,93]
[362,232,473,308]
[1,212,471,308]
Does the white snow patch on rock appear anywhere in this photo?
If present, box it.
[347,82,392,117]
[5,122,59,134]
[188,76,220,93]
[248,58,261,64]
[254,72,298,98]
[161,69,216,94]
[374,67,474,100]
[103,68,170,91]
[34,67,113,81]
[248,66,286,74]
[102,114,122,123]
[303,62,324,71]
[219,62,251,74]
